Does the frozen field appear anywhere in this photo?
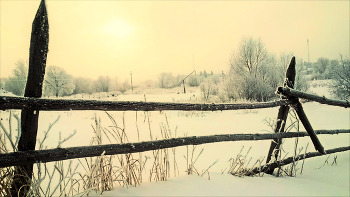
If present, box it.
[0,83,349,196]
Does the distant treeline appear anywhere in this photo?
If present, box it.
[1,36,349,101]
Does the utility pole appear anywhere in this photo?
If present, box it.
[193,55,196,75]
[183,80,186,94]
[307,39,310,63]
[130,71,133,93]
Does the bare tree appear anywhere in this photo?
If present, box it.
[119,79,130,93]
[94,76,112,92]
[329,55,350,99]
[278,52,294,71]
[294,58,310,92]
[314,57,330,75]
[158,72,175,88]
[4,60,28,96]
[112,76,119,92]
[44,65,74,97]
[187,74,201,87]
[231,37,269,78]
[228,37,274,101]
[227,37,308,102]
[73,77,94,94]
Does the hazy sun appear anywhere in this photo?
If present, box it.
[104,19,132,38]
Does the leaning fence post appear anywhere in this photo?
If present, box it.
[265,57,296,174]
[293,102,325,154]
[276,58,326,154]
[10,0,49,196]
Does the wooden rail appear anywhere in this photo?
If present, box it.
[277,87,350,108]
[1,130,348,168]
[0,96,296,111]
[248,146,350,176]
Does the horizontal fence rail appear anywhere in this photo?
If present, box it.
[0,129,349,168]
[0,96,296,111]
[277,87,350,108]
[248,146,350,176]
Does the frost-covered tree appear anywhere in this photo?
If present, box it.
[328,55,350,99]
[4,60,28,96]
[228,37,274,101]
[44,65,74,97]
[227,37,308,102]
[294,59,309,92]
[158,72,175,88]
[314,57,329,75]
[120,79,131,93]
[203,70,208,78]
[187,75,200,87]
[230,37,269,78]
[94,76,112,92]
[277,53,309,92]
[73,77,94,94]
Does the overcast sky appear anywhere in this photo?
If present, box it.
[1,1,349,83]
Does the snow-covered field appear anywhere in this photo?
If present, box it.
[0,82,349,196]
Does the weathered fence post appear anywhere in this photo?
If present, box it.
[10,0,49,196]
[291,97,326,154]
[266,56,326,175]
[265,57,296,174]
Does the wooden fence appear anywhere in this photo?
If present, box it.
[1,0,349,196]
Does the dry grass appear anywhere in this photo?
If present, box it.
[273,109,306,177]
[227,146,267,177]
[0,110,91,197]
[148,113,177,182]
[227,109,310,178]
[77,114,115,194]
[183,144,203,176]
[77,112,147,196]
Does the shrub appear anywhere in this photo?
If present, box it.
[200,79,213,102]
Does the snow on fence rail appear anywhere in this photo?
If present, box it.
[0,130,349,168]
[1,89,349,111]
[277,87,350,108]
[0,96,296,111]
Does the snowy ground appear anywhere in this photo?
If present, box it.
[0,82,349,196]
[101,151,350,196]
[308,79,334,98]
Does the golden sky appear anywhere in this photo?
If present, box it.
[1,1,349,83]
